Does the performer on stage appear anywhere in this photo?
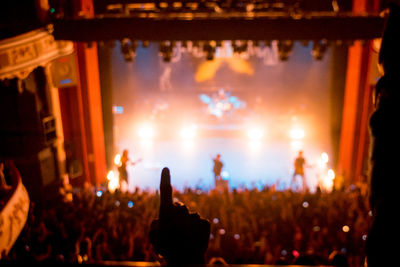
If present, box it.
[212,154,223,186]
[291,150,307,191]
[117,149,141,191]
[118,149,129,187]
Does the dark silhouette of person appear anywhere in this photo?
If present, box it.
[366,4,400,267]
[213,154,223,183]
[290,150,307,191]
[329,251,348,267]
[149,168,210,265]
[118,149,130,187]
[117,149,141,190]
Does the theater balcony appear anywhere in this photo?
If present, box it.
[0,27,74,201]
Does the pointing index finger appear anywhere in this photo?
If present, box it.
[160,167,172,217]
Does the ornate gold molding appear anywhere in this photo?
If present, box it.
[0,28,74,80]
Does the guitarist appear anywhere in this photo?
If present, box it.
[118,149,141,190]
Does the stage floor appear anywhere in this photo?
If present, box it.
[116,137,333,193]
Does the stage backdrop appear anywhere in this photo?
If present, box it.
[110,41,333,192]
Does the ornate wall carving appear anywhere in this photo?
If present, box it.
[0,29,73,80]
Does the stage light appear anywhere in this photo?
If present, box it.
[120,38,137,62]
[113,106,124,114]
[246,3,255,12]
[342,225,350,233]
[96,191,103,197]
[200,94,212,104]
[232,40,248,54]
[142,40,150,48]
[290,127,305,140]
[327,169,335,180]
[159,41,174,62]
[138,124,155,139]
[107,170,114,181]
[247,127,263,140]
[221,171,229,179]
[107,170,120,192]
[321,152,329,164]
[251,40,260,47]
[179,125,197,139]
[278,40,293,61]
[128,201,134,208]
[311,39,329,60]
[264,40,272,47]
[301,40,309,47]
[114,154,121,166]
[320,169,335,192]
[332,0,340,12]
[203,41,216,61]
[232,40,239,53]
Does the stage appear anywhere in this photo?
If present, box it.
[116,136,333,192]
[110,41,335,193]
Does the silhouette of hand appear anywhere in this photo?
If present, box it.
[149,168,210,265]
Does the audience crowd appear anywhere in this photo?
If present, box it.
[4,180,371,266]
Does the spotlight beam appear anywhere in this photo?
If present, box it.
[53,13,386,42]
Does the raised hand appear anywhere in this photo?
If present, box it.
[149,168,210,265]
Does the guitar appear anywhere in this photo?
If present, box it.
[117,158,142,172]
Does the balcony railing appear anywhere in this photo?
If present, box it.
[0,162,30,259]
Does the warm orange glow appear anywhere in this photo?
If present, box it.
[195,57,254,82]
[228,57,254,75]
[320,169,335,192]
[107,170,119,192]
[195,59,223,82]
